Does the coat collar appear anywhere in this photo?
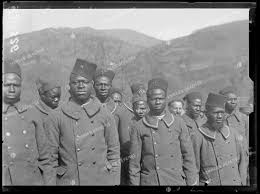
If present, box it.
[199,123,230,140]
[182,113,194,128]
[229,108,242,122]
[61,97,101,120]
[34,99,53,115]
[143,110,175,129]
[3,101,27,114]
[99,97,117,114]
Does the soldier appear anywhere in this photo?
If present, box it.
[168,99,185,116]
[93,68,133,185]
[110,87,123,106]
[182,92,207,137]
[2,60,52,185]
[44,59,120,185]
[34,76,61,122]
[130,83,148,122]
[129,78,198,185]
[219,86,249,184]
[191,93,247,185]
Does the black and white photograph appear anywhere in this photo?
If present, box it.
[2,2,256,190]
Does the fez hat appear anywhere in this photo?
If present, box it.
[70,58,97,80]
[94,68,115,81]
[206,93,227,109]
[3,59,21,78]
[219,86,237,96]
[36,76,61,94]
[131,83,147,103]
[148,78,168,92]
[183,91,202,103]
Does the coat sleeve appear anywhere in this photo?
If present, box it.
[43,112,61,185]
[33,114,55,185]
[128,123,142,185]
[104,112,121,185]
[234,132,247,185]
[179,118,199,185]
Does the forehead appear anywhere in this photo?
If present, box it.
[172,101,183,107]
[208,106,225,112]
[95,76,111,83]
[190,98,202,105]
[149,88,166,97]
[71,75,89,82]
[112,92,121,98]
[134,100,146,107]
[226,92,237,98]
[48,87,61,95]
[4,73,21,83]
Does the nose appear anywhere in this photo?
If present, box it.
[155,99,160,104]
[9,85,15,92]
[217,113,223,119]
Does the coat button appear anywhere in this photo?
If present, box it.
[21,116,24,119]
[155,154,158,158]
[77,148,81,152]
[7,146,11,150]
[93,161,96,165]
[154,142,157,145]
[25,144,29,148]
[4,117,8,121]
[156,166,160,170]
[6,132,11,136]
[91,121,94,123]
[152,131,155,134]
[10,153,16,158]
[171,155,174,157]
[22,130,27,134]
[91,146,95,150]
[78,162,83,166]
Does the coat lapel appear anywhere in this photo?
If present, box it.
[34,99,52,115]
[182,114,194,128]
[82,97,101,117]
[218,125,230,139]
[143,110,174,129]
[61,99,81,120]
[198,123,216,140]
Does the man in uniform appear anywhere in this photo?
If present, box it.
[110,87,123,106]
[168,99,185,116]
[93,68,133,185]
[182,92,207,136]
[34,76,61,123]
[191,93,247,185]
[219,86,249,184]
[130,83,148,122]
[129,78,198,185]
[2,60,52,185]
[44,59,120,185]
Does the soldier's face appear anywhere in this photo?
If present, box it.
[225,93,238,111]
[94,76,112,99]
[169,101,183,116]
[69,75,93,102]
[41,87,61,109]
[3,73,21,104]
[206,106,225,130]
[147,88,166,116]
[133,100,148,119]
[187,99,202,119]
[111,92,122,105]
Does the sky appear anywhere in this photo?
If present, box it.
[3,8,249,40]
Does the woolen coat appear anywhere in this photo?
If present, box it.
[44,96,121,185]
[128,110,198,185]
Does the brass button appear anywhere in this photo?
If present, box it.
[78,162,82,166]
[25,144,29,148]
[77,148,81,152]
[93,161,96,165]
[7,146,11,150]
[155,154,158,158]
[152,131,155,134]
[91,121,94,123]
[22,130,27,134]
[4,117,8,121]
[156,166,160,170]
[6,132,11,136]
[91,147,95,150]
[154,142,157,145]
[10,153,16,158]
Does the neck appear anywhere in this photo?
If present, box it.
[207,121,223,131]
[151,110,165,117]
[97,95,108,103]
[71,96,90,106]
[4,98,20,106]
[226,107,235,114]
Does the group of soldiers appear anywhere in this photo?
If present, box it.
[3,57,251,186]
